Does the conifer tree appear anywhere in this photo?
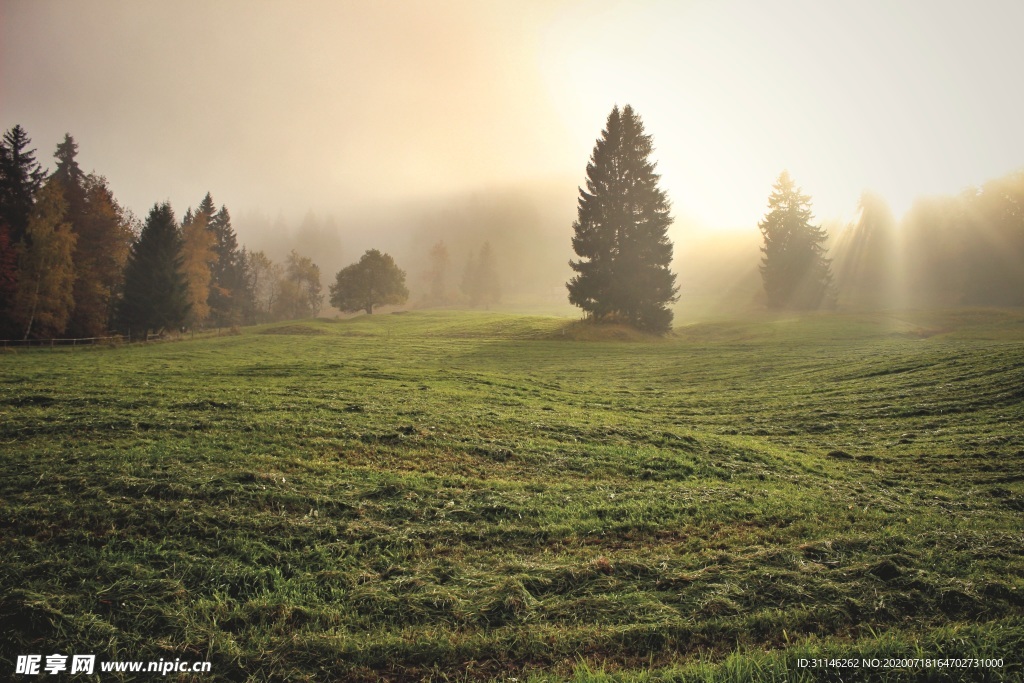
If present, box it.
[567,105,678,333]
[117,203,190,338]
[0,125,47,246]
[758,171,834,309]
[0,126,47,331]
[208,205,245,325]
[10,181,76,339]
[50,134,87,221]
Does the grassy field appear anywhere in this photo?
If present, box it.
[1,309,1023,681]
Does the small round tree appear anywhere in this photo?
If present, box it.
[330,249,409,314]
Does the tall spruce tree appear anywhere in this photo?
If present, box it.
[0,125,47,246]
[567,105,678,333]
[758,171,834,309]
[208,205,244,326]
[0,125,46,332]
[117,203,190,338]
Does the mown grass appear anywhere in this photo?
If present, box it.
[1,309,1022,681]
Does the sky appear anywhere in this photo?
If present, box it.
[3,0,1024,234]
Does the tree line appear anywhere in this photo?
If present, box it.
[0,127,413,340]
[0,124,512,340]
[0,125,328,340]
[5,115,1021,340]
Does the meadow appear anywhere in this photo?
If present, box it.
[1,309,1022,682]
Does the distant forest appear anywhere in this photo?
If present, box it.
[1,123,1023,340]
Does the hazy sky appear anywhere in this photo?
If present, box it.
[3,0,1023,232]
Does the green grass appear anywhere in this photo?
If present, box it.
[2,309,1022,681]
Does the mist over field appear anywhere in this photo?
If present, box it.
[4,0,1024,323]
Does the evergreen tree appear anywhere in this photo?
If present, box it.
[330,249,408,314]
[208,205,245,325]
[50,134,87,221]
[567,105,678,333]
[195,192,216,225]
[0,125,47,246]
[117,203,190,338]
[10,181,76,339]
[0,126,47,331]
[758,171,834,309]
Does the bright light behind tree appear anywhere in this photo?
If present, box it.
[539,0,1024,231]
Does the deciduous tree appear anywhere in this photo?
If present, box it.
[66,175,134,336]
[330,249,408,314]
[274,250,322,319]
[10,181,76,339]
[180,206,216,326]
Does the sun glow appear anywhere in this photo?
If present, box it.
[540,0,1024,232]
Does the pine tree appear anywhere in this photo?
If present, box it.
[50,134,87,221]
[0,125,47,246]
[117,203,190,338]
[0,126,47,332]
[208,205,245,326]
[758,171,834,309]
[10,181,76,339]
[567,105,678,333]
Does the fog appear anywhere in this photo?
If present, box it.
[3,0,1024,316]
